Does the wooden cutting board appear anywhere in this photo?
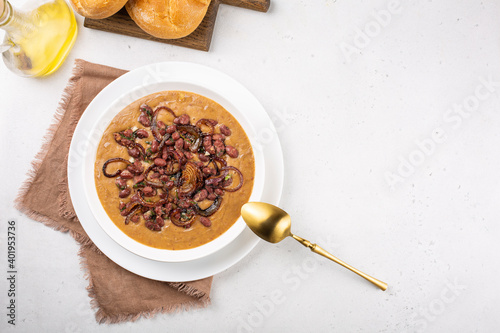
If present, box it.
[84,0,270,51]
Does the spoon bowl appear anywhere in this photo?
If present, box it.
[241,202,291,243]
[241,202,388,291]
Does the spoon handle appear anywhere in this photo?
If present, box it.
[291,234,388,291]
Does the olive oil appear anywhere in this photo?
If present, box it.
[0,0,77,77]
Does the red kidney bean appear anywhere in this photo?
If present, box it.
[156,216,165,227]
[160,175,169,182]
[121,138,132,146]
[123,129,133,137]
[158,168,165,175]
[172,131,180,140]
[127,147,140,158]
[135,129,148,138]
[179,114,190,125]
[225,146,239,158]
[213,133,225,141]
[183,201,194,208]
[134,160,144,173]
[206,146,216,155]
[157,120,166,129]
[164,203,173,214]
[220,125,231,136]
[173,117,180,124]
[184,140,191,150]
[208,119,218,126]
[198,153,209,162]
[165,181,175,189]
[151,172,160,179]
[166,125,176,134]
[155,206,164,216]
[214,188,224,196]
[154,158,167,166]
[119,202,126,211]
[203,136,212,148]
[120,170,133,179]
[119,188,131,198]
[200,217,212,227]
[184,151,193,159]
[196,162,205,168]
[151,140,159,153]
[131,215,140,223]
[194,189,208,202]
[127,164,143,175]
[175,138,184,150]
[160,129,166,136]
[138,114,151,127]
[202,167,213,176]
[115,177,127,189]
[175,149,184,159]
[142,186,155,197]
[140,103,152,114]
[134,174,145,183]
[214,141,225,156]
[207,193,217,201]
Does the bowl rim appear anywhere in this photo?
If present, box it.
[81,78,266,262]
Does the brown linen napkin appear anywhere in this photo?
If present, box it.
[15,59,212,324]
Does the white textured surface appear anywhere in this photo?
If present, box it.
[1,0,500,332]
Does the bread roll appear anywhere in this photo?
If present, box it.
[69,0,128,19]
[126,0,211,39]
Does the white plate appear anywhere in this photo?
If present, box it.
[68,62,284,281]
[83,78,266,262]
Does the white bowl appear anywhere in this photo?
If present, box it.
[82,80,265,262]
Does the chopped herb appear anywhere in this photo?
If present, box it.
[224,174,232,181]
[133,181,145,189]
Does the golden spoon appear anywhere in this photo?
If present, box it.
[241,202,388,291]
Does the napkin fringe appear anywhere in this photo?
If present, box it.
[57,60,85,221]
[77,245,210,324]
[95,298,210,324]
[14,60,91,244]
[14,60,80,215]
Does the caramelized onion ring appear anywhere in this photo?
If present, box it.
[151,106,176,141]
[103,158,132,178]
[169,208,195,227]
[220,166,243,192]
[124,205,141,225]
[195,118,215,135]
[177,125,202,152]
[194,196,222,217]
[137,190,168,208]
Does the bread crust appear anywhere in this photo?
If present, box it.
[126,0,211,39]
[70,0,128,19]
